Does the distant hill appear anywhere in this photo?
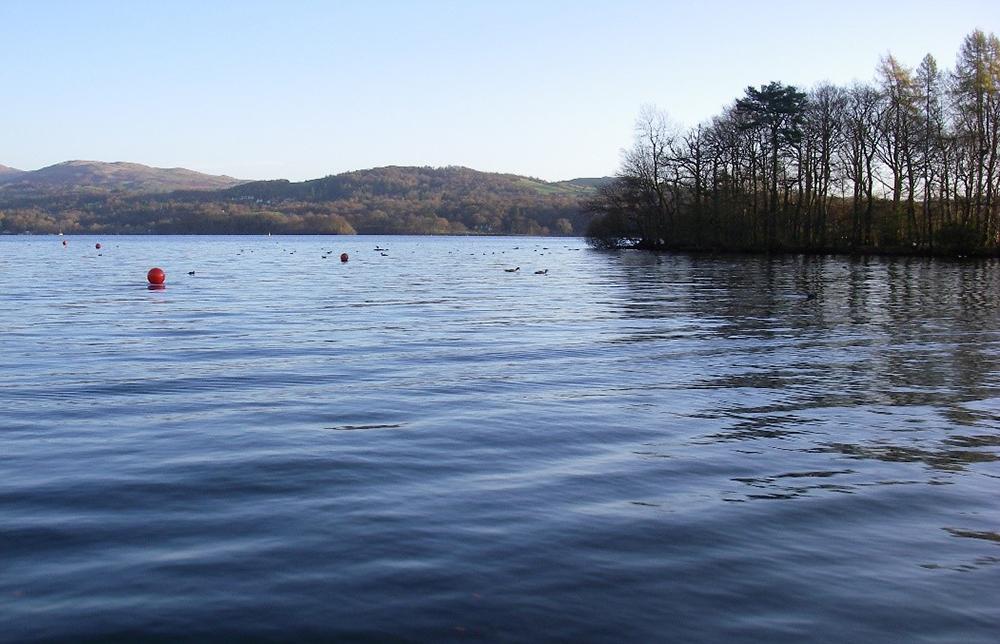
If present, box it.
[224,166,596,201]
[0,160,245,194]
[0,163,602,236]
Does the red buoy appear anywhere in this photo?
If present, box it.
[340,253,349,263]
[95,243,101,250]
[147,267,166,285]
[62,240,67,246]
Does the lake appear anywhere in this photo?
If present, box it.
[2,235,999,642]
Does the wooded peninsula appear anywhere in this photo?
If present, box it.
[586,30,1000,256]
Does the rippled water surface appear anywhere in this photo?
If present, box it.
[2,235,999,642]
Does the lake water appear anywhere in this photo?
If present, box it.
[2,235,999,642]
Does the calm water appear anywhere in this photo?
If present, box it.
[2,235,999,642]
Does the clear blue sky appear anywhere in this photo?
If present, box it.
[1,1,996,181]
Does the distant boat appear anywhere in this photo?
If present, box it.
[374,246,388,251]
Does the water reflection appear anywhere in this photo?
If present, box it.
[729,468,856,501]
[818,441,999,472]
[604,252,1000,494]
[946,528,1000,544]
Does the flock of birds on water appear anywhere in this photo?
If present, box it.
[65,240,821,299]
[231,242,576,277]
[71,239,581,282]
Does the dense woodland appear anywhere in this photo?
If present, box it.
[587,30,1000,255]
[0,166,597,236]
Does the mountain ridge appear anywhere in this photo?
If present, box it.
[0,160,246,193]
[0,160,611,196]
[221,165,604,202]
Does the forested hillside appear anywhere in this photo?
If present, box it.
[0,165,600,236]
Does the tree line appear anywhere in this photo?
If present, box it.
[587,30,1000,255]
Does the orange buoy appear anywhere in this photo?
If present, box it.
[147,267,166,285]
[95,243,101,250]
[340,253,349,263]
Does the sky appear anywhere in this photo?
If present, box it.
[1,1,997,182]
